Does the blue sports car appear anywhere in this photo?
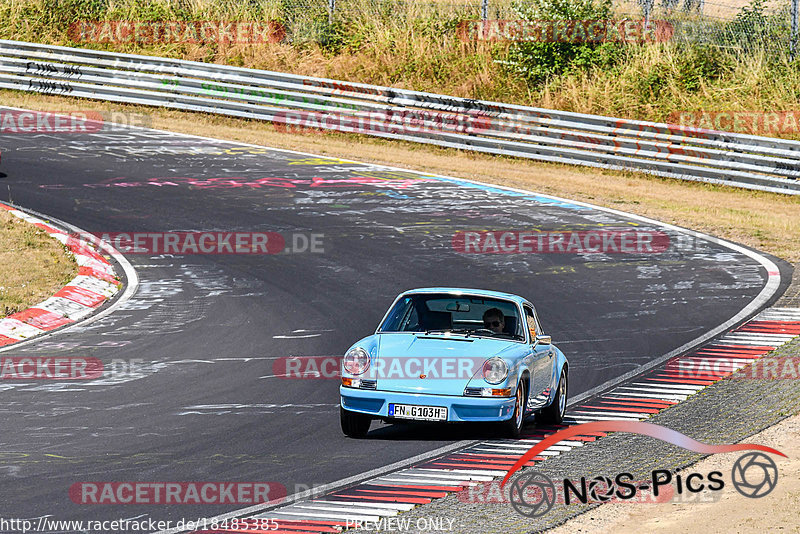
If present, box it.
[339,288,569,438]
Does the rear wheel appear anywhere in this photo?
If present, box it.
[539,369,567,425]
[500,379,527,438]
[340,406,371,438]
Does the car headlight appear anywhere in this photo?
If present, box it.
[343,347,370,375]
[482,357,508,384]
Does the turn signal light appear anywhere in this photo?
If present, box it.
[465,387,512,397]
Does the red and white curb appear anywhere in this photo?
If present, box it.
[187,306,800,533]
[569,306,800,421]
[0,202,120,347]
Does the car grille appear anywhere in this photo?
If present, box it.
[464,387,483,397]
[359,379,378,390]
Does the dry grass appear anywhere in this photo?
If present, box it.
[3,89,798,264]
[538,45,800,134]
[0,208,78,318]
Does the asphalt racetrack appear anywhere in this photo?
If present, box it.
[0,110,780,526]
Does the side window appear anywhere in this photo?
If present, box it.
[524,306,537,341]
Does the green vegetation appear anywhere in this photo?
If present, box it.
[502,0,623,83]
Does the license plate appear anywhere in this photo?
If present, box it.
[389,403,448,421]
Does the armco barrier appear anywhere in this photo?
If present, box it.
[0,39,798,195]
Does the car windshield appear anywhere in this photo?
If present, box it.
[378,293,524,340]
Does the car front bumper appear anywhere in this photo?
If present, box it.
[340,386,516,422]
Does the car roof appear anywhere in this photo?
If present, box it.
[398,287,531,306]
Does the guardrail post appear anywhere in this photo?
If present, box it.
[481,0,489,22]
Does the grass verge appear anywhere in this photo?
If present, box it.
[0,207,78,318]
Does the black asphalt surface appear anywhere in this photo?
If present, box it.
[0,111,781,528]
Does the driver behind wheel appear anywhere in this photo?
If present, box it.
[482,308,505,335]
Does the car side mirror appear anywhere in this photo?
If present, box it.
[535,335,551,346]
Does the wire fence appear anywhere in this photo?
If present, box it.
[635,0,798,52]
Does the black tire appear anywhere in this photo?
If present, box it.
[500,379,527,438]
[340,406,371,438]
[539,369,567,425]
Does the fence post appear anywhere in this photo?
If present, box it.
[328,0,336,24]
[792,0,799,60]
[481,0,489,22]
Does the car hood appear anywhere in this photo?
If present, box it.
[362,332,523,395]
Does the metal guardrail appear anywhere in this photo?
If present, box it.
[0,39,798,195]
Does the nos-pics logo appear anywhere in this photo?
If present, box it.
[502,421,783,518]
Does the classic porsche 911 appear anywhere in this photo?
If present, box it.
[339,288,568,438]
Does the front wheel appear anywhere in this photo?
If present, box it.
[539,369,567,425]
[500,379,527,438]
[340,406,371,438]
